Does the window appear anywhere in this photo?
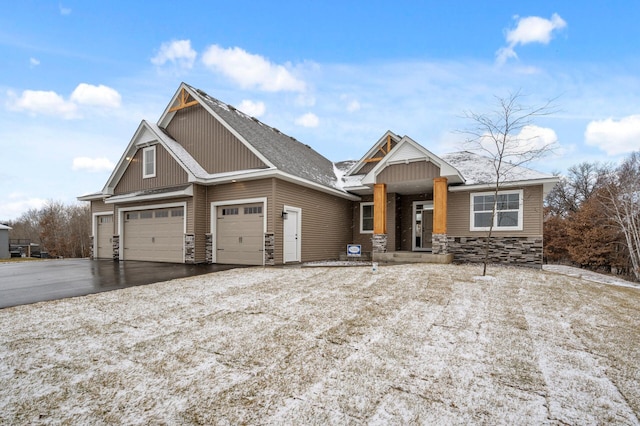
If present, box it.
[222,208,238,216]
[470,190,523,231]
[360,202,374,233]
[143,146,156,178]
[155,210,169,218]
[244,206,262,215]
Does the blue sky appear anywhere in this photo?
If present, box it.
[2,1,640,220]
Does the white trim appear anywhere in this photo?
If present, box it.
[359,202,374,234]
[92,212,113,258]
[142,146,156,178]
[448,178,559,192]
[105,185,193,204]
[412,201,433,251]
[283,205,302,263]
[470,189,523,232]
[210,197,268,265]
[117,202,187,262]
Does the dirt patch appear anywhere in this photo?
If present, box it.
[0,264,638,424]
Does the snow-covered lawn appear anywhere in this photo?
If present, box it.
[1,263,638,425]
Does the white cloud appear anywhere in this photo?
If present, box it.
[496,13,567,65]
[29,57,40,67]
[477,125,558,156]
[72,157,115,172]
[151,40,197,70]
[10,89,78,118]
[59,4,72,15]
[238,100,266,117]
[585,115,640,156]
[201,45,306,92]
[70,83,121,108]
[1,195,47,220]
[347,100,361,113]
[295,112,319,128]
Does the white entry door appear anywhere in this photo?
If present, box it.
[283,207,301,263]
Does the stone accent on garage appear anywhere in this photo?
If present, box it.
[89,236,95,260]
[184,234,195,264]
[112,235,120,261]
[447,236,543,267]
[264,232,275,266]
[205,233,213,264]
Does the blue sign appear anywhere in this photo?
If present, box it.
[347,244,362,257]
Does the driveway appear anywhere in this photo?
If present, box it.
[0,259,242,309]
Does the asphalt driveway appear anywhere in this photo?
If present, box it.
[0,259,242,309]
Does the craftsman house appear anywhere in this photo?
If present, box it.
[79,83,558,266]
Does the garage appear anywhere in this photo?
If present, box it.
[122,207,185,263]
[95,214,113,259]
[216,203,264,265]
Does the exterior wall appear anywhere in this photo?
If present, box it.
[351,195,373,253]
[114,144,188,195]
[447,236,543,267]
[350,193,401,254]
[192,184,208,263]
[447,185,544,237]
[274,179,353,264]
[0,229,9,259]
[112,196,193,238]
[91,199,113,214]
[376,161,440,184]
[207,179,275,234]
[166,105,268,174]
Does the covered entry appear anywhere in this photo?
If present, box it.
[122,206,185,263]
[215,201,264,265]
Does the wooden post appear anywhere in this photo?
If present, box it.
[433,177,448,234]
[373,183,387,234]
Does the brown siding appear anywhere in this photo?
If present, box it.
[377,161,440,184]
[166,105,267,174]
[207,180,274,234]
[350,193,401,253]
[447,185,544,237]
[351,195,373,253]
[114,145,188,194]
[274,179,352,263]
[91,199,112,214]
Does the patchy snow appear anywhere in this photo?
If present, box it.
[1,264,638,424]
[543,264,640,290]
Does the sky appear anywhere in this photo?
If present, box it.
[1,1,640,220]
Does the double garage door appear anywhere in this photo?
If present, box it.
[216,203,264,265]
[123,207,184,263]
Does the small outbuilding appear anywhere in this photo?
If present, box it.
[0,224,11,259]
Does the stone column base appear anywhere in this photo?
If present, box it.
[205,233,213,263]
[372,234,388,253]
[112,235,120,261]
[432,233,449,255]
[184,234,195,264]
[264,233,275,265]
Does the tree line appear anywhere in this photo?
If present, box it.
[545,152,640,281]
[4,201,91,259]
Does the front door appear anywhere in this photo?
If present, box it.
[413,201,433,251]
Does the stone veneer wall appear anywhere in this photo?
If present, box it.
[447,236,543,267]
[184,234,195,264]
[431,233,449,255]
[89,236,94,260]
[205,233,213,263]
[372,234,388,253]
[264,232,275,266]
[112,235,120,261]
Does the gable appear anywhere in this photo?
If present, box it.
[350,132,400,175]
[114,143,188,195]
[165,104,269,175]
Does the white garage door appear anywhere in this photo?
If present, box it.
[96,214,113,259]
[216,203,264,265]
[123,207,184,263]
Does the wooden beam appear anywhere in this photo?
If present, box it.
[433,177,448,234]
[374,183,387,234]
[364,157,383,163]
[168,88,199,112]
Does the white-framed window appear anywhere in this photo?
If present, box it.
[470,189,523,231]
[143,146,156,178]
[360,202,374,233]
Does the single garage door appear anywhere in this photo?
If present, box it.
[123,207,184,263]
[96,214,113,259]
[216,203,264,265]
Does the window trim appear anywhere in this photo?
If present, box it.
[142,146,156,179]
[470,189,523,232]
[360,202,374,234]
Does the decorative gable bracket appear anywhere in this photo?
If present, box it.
[364,134,393,163]
[168,88,199,112]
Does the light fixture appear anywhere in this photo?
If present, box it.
[281,210,288,219]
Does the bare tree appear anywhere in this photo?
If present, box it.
[460,90,557,275]
[545,162,608,216]
[599,152,640,281]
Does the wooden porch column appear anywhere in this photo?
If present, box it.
[373,183,387,234]
[433,177,448,234]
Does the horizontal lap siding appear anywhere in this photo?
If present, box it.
[207,180,274,234]
[275,180,352,264]
[166,105,267,174]
[447,185,543,237]
[114,145,188,194]
[91,200,112,214]
[351,195,373,253]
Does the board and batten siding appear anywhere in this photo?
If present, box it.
[274,179,352,264]
[166,105,268,174]
[114,144,188,195]
[376,161,440,184]
[447,185,544,237]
